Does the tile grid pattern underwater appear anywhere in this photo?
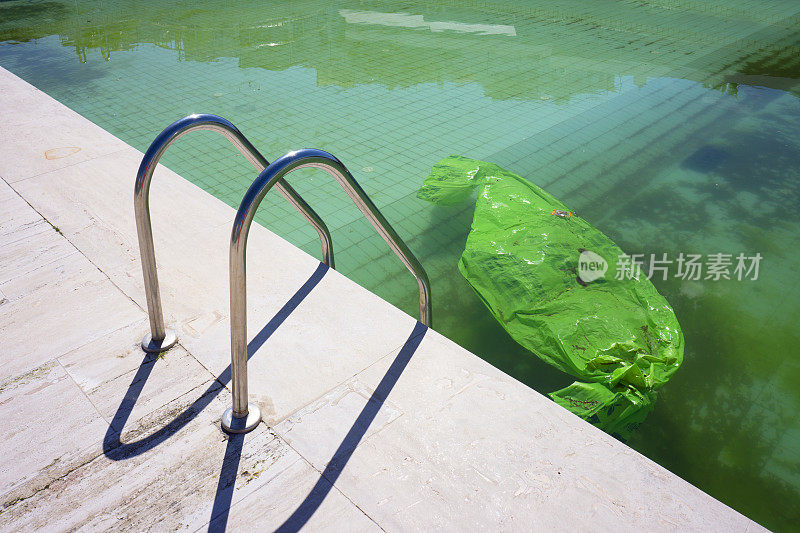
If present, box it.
[1,0,800,529]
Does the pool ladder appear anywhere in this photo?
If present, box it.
[134,114,431,433]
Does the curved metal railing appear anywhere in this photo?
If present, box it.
[222,149,432,433]
[134,114,334,353]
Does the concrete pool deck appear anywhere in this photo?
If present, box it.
[0,66,764,531]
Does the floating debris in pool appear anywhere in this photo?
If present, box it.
[418,155,684,440]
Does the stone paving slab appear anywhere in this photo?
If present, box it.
[0,360,108,501]
[0,189,144,382]
[0,68,129,183]
[0,181,43,241]
[1,386,375,532]
[0,217,74,286]
[275,329,755,531]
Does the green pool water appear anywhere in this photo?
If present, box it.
[2,0,799,528]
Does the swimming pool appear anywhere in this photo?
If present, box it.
[2,0,798,528]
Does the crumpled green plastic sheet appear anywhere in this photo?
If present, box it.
[418,155,684,439]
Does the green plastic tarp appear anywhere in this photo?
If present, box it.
[418,155,684,440]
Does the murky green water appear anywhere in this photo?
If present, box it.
[2,0,799,528]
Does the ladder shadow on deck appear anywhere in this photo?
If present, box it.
[268,321,427,533]
[208,313,428,532]
[100,262,427,531]
[101,262,331,461]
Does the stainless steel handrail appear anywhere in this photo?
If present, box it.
[221,149,432,433]
[134,114,334,353]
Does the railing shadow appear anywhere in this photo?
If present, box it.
[102,262,330,460]
[271,321,428,533]
[206,321,427,532]
[208,432,245,531]
[102,261,427,533]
